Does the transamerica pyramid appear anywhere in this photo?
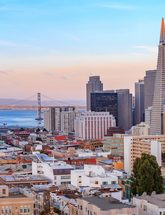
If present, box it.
[150,18,165,134]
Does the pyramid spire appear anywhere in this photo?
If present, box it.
[160,18,165,44]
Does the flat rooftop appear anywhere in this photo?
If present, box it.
[81,196,134,210]
[0,175,48,182]
[135,193,165,208]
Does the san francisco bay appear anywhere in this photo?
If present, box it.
[0,110,42,128]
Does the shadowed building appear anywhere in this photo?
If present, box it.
[116,89,133,131]
[135,80,144,125]
[144,70,156,110]
[90,91,118,125]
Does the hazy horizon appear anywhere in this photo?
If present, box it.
[0,0,164,99]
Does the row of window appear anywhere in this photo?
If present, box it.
[1,207,30,214]
[78,205,97,215]
[20,208,30,213]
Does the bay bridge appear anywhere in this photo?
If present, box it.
[0,93,85,127]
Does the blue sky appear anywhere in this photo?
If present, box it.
[0,0,164,100]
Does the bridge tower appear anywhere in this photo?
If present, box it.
[35,93,43,126]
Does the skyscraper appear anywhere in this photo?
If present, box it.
[86,76,103,111]
[151,18,165,134]
[90,91,118,125]
[134,79,144,125]
[144,70,156,110]
[116,89,133,131]
[44,106,76,134]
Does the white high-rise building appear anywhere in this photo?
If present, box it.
[74,112,116,140]
[151,18,165,134]
[44,106,76,134]
[145,106,152,126]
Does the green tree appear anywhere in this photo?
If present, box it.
[131,153,163,196]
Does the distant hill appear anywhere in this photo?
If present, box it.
[0,98,85,106]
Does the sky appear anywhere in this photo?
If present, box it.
[0,0,164,102]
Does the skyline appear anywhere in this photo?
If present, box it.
[0,0,165,100]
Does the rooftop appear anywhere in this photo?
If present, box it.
[135,193,165,208]
[80,196,134,210]
[0,175,48,182]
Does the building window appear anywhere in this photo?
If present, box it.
[111,181,116,184]
[2,189,6,194]
[102,181,108,185]
[144,205,147,211]
[61,176,70,179]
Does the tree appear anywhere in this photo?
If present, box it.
[130,153,163,196]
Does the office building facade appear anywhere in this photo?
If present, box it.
[144,70,156,110]
[116,89,133,131]
[90,91,118,125]
[86,76,103,111]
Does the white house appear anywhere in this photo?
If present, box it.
[71,165,118,189]
[32,153,74,186]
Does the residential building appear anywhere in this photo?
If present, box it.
[0,175,49,187]
[77,196,136,215]
[103,134,124,157]
[90,91,118,125]
[86,76,103,111]
[105,127,125,136]
[133,193,165,215]
[71,165,118,189]
[74,112,116,140]
[32,153,74,185]
[124,135,164,175]
[151,18,165,134]
[66,157,96,166]
[44,106,76,134]
[0,185,34,215]
[135,79,144,124]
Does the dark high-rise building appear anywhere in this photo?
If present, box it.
[116,89,133,131]
[144,70,156,110]
[86,76,103,111]
[135,79,144,125]
[90,91,118,124]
